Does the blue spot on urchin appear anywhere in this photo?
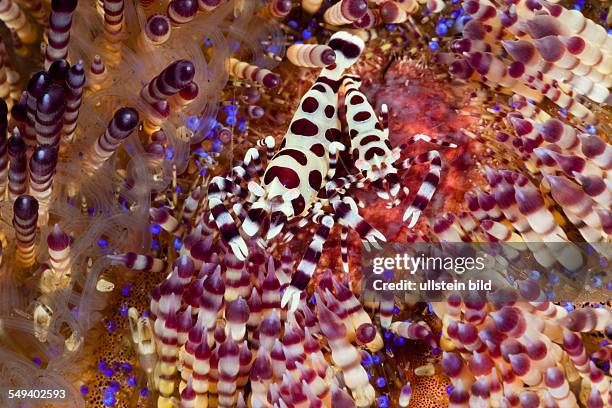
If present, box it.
[548,274,560,285]
[377,395,390,408]
[149,224,161,235]
[127,375,137,387]
[529,270,541,280]
[593,276,603,288]
[107,381,120,393]
[80,385,89,395]
[361,352,373,367]
[105,321,117,332]
[375,377,386,387]
[102,391,116,406]
[186,116,201,131]
[435,22,448,36]
[173,237,183,251]
[119,305,129,317]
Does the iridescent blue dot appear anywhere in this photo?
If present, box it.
[529,270,541,280]
[237,118,247,133]
[98,360,107,371]
[384,331,393,340]
[127,375,137,387]
[173,237,183,251]
[140,387,149,397]
[108,381,120,393]
[435,22,448,36]
[376,377,386,387]
[563,302,575,312]
[428,40,439,51]
[33,357,41,366]
[102,392,116,406]
[149,224,161,235]
[372,355,381,364]
[186,116,201,131]
[106,321,116,332]
[545,290,554,301]
[598,257,608,267]
[393,306,400,315]
[572,4,581,10]
[394,336,406,346]
[606,281,612,291]
[362,353,373,367]
[377,395,390,408]
[119,305,129,317]
[302,29,313,39]
[151,240,159,250]
[548,274,560,285]
[97,239,108,248]
[587,125,597,135]
[103,368,113,377]
[122,285,131,297]
[122,363,132,372]
[288,20,298,29]
[446,385,454,394]
[593,276,603,288]
[80,385,89,395]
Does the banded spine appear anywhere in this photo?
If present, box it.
[88,107,139,171]
[286,44,336,68]
[227,58,280,89]
[44,0,78,69]
[0,99,7,198]
[29,145,58,224]
[13,194,39,266]
[7,128,26,201]
[323,0,368,26]
[62,61,85,143]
